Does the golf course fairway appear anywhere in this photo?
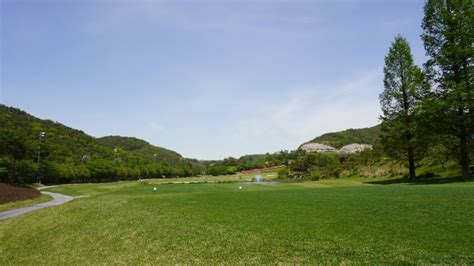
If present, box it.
[1,177,473,264]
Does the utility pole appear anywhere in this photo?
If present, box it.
[37,131,46,184]
[153,154,157,178]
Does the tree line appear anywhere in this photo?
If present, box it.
[0,105,294,184]
[380,0,473,181]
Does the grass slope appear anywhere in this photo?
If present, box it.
[1,177,473,264]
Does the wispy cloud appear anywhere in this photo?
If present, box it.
[233,69,382,148]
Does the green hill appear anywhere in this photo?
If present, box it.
[97,136,183,166]
[0,104,385,184]
[302,125,381,149]
[0,104,200,184]
[0,104,109,160]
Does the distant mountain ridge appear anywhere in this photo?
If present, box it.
[301,125,381,150]
[0,104,186,166]
[1,104,384,184]
[97,136,184,165]
[2,104,381,161]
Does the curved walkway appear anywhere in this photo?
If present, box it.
[0,189,73,221]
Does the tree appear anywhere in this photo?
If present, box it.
[0,129,36,183]
[380,36,426,181]
[421,0,473,180]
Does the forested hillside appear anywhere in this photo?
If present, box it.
[97,136,184,166]
[302,126,381,149]
[0,105,294,184]
[0,104,202,184]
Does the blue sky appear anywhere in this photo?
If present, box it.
[1,0,426,160]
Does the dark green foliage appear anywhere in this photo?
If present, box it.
[206,164,235,176]
[421,0,473,179]
[0,121,37,183]
[98,136,151,151]
[97,136,183,166]
[277,167,289,179]
[302,126,381,149]
[380,35,428,180]
[0,104,202,184]
[305,153,341,180]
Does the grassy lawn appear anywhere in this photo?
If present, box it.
[0,194,53,213]
[1,176,473,264]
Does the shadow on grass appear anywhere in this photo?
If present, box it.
[364,176,473,185]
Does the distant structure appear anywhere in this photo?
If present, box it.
[338,143,373,154]
[300,143,338,153]
[300,142,372,154]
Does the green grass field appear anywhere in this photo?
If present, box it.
[1,176,473,264]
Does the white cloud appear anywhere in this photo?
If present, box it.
[233,69,382,149]
[273,69,382,141]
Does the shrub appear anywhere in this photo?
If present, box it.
[15,160,38,183]
[277,167,289,179]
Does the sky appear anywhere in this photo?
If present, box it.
[1,0,427,160]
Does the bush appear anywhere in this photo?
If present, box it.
[418,172,436,179]
[277,167,289,179]
[15,160,39,183]
[295,152,342,179]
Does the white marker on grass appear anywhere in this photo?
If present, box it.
[154,187,157,192]
[239,186,242,190]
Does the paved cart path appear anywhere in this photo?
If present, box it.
[0,189,73,221]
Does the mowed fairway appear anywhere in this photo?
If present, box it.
[1,178,474,264]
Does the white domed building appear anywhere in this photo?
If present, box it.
[300,143,338,153]
[338,143,373,154]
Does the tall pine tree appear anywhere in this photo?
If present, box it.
[380,36,426,181]
[421,0,473,180]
